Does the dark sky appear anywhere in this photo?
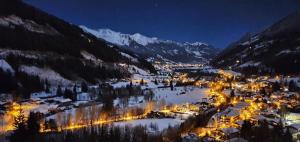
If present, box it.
[24,0,300,48]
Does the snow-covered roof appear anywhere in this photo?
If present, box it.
[221,127,239,134]
[225,137,247,142]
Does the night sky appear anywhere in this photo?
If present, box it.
[24,0,300,48]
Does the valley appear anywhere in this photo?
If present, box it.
[1,0,300,142]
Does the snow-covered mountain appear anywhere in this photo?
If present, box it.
[80,26,219,63]
[212,11,300,74]
[0,0,156,90]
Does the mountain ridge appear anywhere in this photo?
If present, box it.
[212,11,300,74]
[80,26,218,64]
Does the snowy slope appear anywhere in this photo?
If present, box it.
[80,26,219,63]
[212,11,300,74]
[19,65,71,85]
[0,59,15,73]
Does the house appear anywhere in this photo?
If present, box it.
[221,127,240,139]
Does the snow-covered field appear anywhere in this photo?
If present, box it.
[152,87,209,105]
[114,118,184,132]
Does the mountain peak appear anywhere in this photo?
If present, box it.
[80,26,209,48]
[80,25,130,46]
[190,42,208,46]
[130,33,158,46]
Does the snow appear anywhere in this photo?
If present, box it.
[77,93,92,101]
[31,103,59,114]
[114,96,144,107]
[200,67,219,74]
[221,127,239,135]
[276,49,292,56]
[0,59,15,73]
[114,118,183,132]
[31,92,55,99]
[130,33,158,46]
[152,87,209,105]
[0,15,24,26]
[0,15,59,35]
[111,81,131,89]
[81,50,103,63]
[239,61,261,68]
[80,26,159,46]
[225,138,248,142]
[190,42,207,46]
[192,51,202,56]
[241,41,250,46]
[0,49,39,59]
[120,52,139,63]
[80,26,208,48]
[19,65,72,85]
[80,26,130,46]
[128,65,149,76]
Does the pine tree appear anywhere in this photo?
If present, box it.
[273,82,281,92]
[63,89,76,101]
[170,80,174,91]
[73,85,77,95]
[230,90,235,98]
[45,79,50,93]
[140,79,144,85]
[154,79,158,85]
[48,119,58,131]
[123,126,131,142]
[289,80,297,92]
[27,112,41,141]
[240,120,252,140]
[9,108,28,142]
[56,85,63,96]
[284,127,293,142]
[81,82,88,92]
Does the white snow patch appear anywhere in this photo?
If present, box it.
[19,65,72,85]
[130,33,158,46]
[81,50,103,63]
[80,26,130,46]
[239,61,261,68]
[0,59,15,73]
[120,52,139,63]
[0,15,59,35]
[276,49,292,56]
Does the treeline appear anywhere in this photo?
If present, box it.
[240,120,293,142]
[5,53,129,84]
[42,125,164,142]
[99,84,154,113]
[0,0,156,74]
[8,111,43,142]
[0,68,44,99]
[9,110,182,142]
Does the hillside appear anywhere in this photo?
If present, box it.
[0,0,155,95]
[212,11,300,75]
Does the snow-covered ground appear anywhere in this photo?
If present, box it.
[114,118,184,132]
[152,87,209,105]
[19,65,72,85]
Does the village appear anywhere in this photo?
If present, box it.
[0,62,300,141]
